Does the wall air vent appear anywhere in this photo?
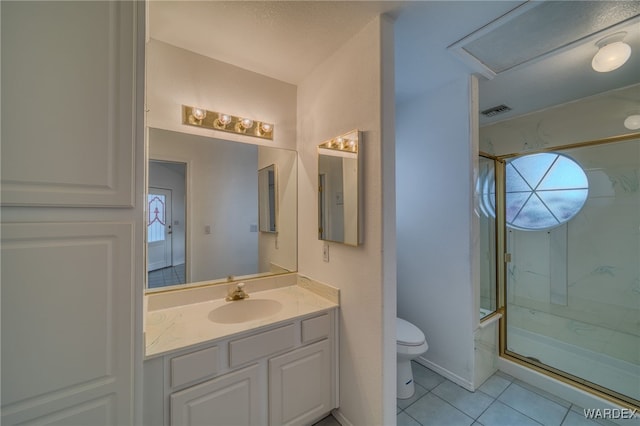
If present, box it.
[481,104,511,117]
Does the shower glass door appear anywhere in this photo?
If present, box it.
[503,137,640,406]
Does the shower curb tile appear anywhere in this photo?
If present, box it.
[494,370,516,382]
[499,383,570,425]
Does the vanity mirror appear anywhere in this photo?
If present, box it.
[146,127,297,291]
[318,129,362,246]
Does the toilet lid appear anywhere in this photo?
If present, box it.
[396,318,425,346]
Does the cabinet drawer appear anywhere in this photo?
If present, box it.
[301,313,330,343]
[171,346,219,388]
[229,324,295,367]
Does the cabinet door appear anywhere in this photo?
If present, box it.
[170,364,262,426]
[1,222,135,425]
[269,340,332,426]
[1,0,136,207]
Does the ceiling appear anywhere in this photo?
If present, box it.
[148,1,640,126]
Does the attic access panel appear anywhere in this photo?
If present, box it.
[449,1,640,78]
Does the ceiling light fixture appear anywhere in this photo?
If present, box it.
[592,32,631,73]
[182,105,274,140]
[623,114,640,130]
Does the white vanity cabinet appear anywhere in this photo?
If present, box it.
[144,309,338,426]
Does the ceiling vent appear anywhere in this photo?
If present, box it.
[481,105,511,117]
[448,1,640,79]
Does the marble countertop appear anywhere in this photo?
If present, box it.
[145,284,338,358]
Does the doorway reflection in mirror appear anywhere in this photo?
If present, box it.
[148,160,187,288]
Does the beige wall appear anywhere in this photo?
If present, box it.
[297,16,396,426]
[146,39,297,151]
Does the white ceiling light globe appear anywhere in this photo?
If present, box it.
[623,114,640,130]
[591,41,631,72]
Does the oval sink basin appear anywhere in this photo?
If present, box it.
[208,299,283,324]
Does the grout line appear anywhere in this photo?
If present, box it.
[429,390,477,423]
[474,398,497,422]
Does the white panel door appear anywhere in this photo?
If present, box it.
[170,364,262,426]
[1,222,134,425]
[1,1,136,207]
[0,1,141,425]
[148,187,173,271]
[269,340,332,426]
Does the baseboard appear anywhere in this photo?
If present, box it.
[331,408,354,426]
[414,356,475,391]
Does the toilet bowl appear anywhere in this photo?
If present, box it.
[396,317,428,399]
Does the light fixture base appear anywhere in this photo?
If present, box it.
[595,31,627,48]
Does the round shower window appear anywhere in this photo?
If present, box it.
[505,152,588,230]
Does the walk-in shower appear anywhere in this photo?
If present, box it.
[479,135,640,408]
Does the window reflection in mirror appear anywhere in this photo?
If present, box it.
[146,127,297,292]
[318,130,362,246]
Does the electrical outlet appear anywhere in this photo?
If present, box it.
[323,242,329,262]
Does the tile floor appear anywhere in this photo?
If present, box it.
[147,264,186,288]
[314,361,628,426]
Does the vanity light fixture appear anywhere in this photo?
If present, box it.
[623,114,640,130]
[592,32,631,73]
[182,105,274,140]
[318,132,358,154]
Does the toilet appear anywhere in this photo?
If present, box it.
[396,317,428,399]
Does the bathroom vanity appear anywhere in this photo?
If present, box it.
[143,277,339,426]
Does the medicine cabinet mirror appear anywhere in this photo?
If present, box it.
[146,127,297,291]
[258,164,277,233]
[318,129,362,246]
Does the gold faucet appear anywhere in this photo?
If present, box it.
[226,282,249,301]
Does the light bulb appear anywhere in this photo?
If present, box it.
[624,114,640,130]
[240,118,253,129]
[218,113,231,125]
[192,107,206,120]
[592,41,631,72]
[260,123,272,133]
